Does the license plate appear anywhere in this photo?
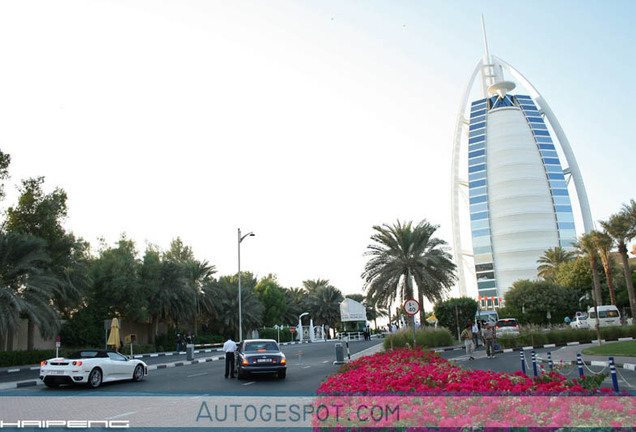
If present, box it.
[256,359,272,363]
[48,370,65,375]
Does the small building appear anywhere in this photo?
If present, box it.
[339,298,367,333]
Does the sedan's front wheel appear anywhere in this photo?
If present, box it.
[88,368,102,388]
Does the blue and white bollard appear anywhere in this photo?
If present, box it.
[609,357,619,392]
[532,350,538,377]
[520,348,526,374]
[547,352,553,371]
[577,353,584,378]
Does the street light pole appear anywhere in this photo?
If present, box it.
[238,228,255,342]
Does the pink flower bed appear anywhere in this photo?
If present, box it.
[318,348,599,394]
[312,348,636,429]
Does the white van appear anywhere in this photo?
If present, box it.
[586,305,621,328]
[475,310,499,326]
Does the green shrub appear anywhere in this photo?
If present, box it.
[383,327,454,350]
[258,328,295,343]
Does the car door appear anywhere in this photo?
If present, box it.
[106,352,131,380]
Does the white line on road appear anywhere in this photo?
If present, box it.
[187,372,208,378]
[242,381,256,386]
[302,366,311,369]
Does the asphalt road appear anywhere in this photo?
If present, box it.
[2,339,382,393]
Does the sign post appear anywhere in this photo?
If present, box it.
[55,336,61,358]
[403,299,421,348]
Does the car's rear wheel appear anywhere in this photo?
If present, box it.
[237,367,245,380]
[132,364,144,382]
[277,370,286,379]
[88,368,102,388]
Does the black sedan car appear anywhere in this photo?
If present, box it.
[236,339,286,379]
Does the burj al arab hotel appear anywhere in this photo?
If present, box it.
[451,20,593,303]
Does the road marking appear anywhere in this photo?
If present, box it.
[187,372,208,378]
[302,366,311,369]
[105,411,136,420]
[242,381,256,386]
[322,361,329,364]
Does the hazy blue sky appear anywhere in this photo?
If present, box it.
[1,1,634,301]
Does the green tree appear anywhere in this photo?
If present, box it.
[0,233,59,351]
[554,256,594,293]
[255,275,288,327]
[282,287,306,325]
[0,149,10,201]
[503,279,582,325]
[362,220,456,326]
[602,207,636,318]
[576,232,603,308]
[433,297,478,338]
[184,258,216,334]
[537,247,575,281]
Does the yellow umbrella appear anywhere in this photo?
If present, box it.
[106,318,121,350]
[426,315,438,323]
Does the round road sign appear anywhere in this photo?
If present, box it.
[403,299,420,316]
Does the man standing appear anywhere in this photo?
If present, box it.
[461,324,475,360]
[482,323,497,359]
[471,321,480,348]
[223,336,237,378]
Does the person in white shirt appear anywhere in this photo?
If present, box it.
[222,337,237,378]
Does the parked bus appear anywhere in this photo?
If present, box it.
[475,310,499,325]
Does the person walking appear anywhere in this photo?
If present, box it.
[461,324,475,360]
[482,322,497,358]
[223,336,237,378]
[472,321,480,348]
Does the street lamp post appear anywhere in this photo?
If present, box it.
[238,228,255,342]
[298,312,309,343]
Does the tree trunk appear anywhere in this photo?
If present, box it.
[6,331,14,352]
[601,258,616,305]
[27,320,34,351]
[619,244,636,319]
[590,256,603,307]
[417,285,426,328]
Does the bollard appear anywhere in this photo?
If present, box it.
[576,353,584,378]
[547,352,553,371]
[186,344,194,361]
[609,357,619,392]
[334,343,345,364]
[520,348,526,374]
[345,336,351,361]
[532,350,538,377]
[298,351,303,365]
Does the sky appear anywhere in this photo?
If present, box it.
[0,1,634,304]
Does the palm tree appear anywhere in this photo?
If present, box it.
[537,246,575,281]
[362,220,456,326]
[184,259,216,334]
[575,232,603,305]
[305,284,344,332]
[282,287,306,325]
[590,231,616,305]
[0,233,60,351]
[601,211,636,318]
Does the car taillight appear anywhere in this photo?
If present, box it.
[41,361,47,366]
[72,361,82,366]
[242,360,248,365]
[515,325,519,328]
[281,358,286,365]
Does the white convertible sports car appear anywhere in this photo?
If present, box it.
[40,350,148,388]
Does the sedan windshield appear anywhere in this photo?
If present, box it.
[244,342,279,352]
[497,320,518,327]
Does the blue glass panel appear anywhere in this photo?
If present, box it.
[548,173,565,180]
[471,98,488,106]
[476,272,495,281]
[531,123,548,130]
[471,203,488,214]
[553,196,571,205]
[536,136,553,143]
[469,171,486,181]
[556,212,574,222]
[471,218,489,230]
[539,144,555,150]
[560,240,576,248]
[471,115,486,124]
[470,122,486,131]
[472,228,490,237]
[545,165,562,173]
[477,280,496,289]
[469,142,485,152]
[526,116,543,123]
[473,246,492,254]
[470,195,487,204]
[470,211,489,221]
[534,129,551,136]
[516,94,532,100]
[469,179,486,188]
[541,150,558,158]
[552,189,569,196]
[558,222,576,230]
[469,149,486,159]
[470,186,487,197]
[471,109,487,118]
[469,135,486,144]
[550,180,567,189]
[469,164,486,173]
[543,158,561,165]
[555,205,573,213]
[469,128,485,138]
[560,229,577,239]
[469,156,485,166]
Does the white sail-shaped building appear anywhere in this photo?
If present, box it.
[451,21,593,304]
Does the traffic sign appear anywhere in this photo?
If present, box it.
[289,327,295,333]
[403,299,420,316]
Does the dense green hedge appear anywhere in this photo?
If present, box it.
[496,325,636,349]
[383,327,455,350]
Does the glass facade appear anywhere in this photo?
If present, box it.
[468,93,577,298]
